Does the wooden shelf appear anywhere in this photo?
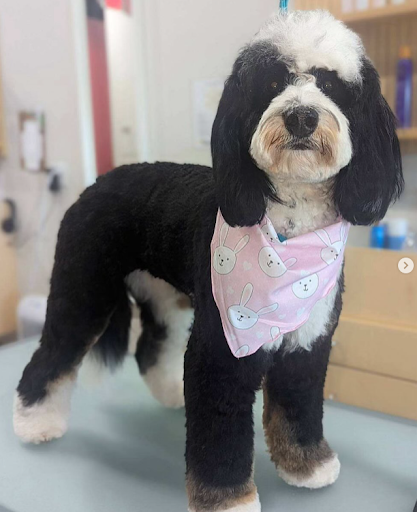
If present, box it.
[293,0,417,23]
[398,128,417,141]
[340,3,417,24]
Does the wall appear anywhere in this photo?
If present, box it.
[0,0,86,297]
[105,8,139,167]
[142,0,279,166]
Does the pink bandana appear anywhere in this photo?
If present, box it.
[211,210,349,358]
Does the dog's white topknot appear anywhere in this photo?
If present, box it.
[252,10,365,83]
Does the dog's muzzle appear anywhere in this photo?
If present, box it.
[283,106,319,139]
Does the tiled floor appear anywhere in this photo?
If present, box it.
[1,339,416,512]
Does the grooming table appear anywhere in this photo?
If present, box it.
[0,339,416,512]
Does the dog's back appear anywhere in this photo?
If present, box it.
[63,162,216,294]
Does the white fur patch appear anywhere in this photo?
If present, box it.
[188,493,261,512]
[13,373,76,444]
[284,267,341,352]
[127,271,194,408]
[253,11,364,83]
[278,453,340,489]
[143,365,185,409]
[267,182,338,239]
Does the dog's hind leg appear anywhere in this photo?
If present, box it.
[127,271,194,409]
[14,194,135,444]
[13,287,131,444]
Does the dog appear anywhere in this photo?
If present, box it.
[14,11,403,512]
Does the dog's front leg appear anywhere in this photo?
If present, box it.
[263,335,340,489]
[184,317,267,512]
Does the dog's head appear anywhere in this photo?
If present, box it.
[211,11,403,226]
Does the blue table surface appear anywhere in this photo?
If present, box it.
[0,339,416,512]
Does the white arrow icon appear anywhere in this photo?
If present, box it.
[398,258,414,274]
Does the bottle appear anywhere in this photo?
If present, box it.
[370,224,386,249]
[385,218,408,250]
[395,46,413,128]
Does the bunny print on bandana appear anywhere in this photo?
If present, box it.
[292,273,319,299]
[315,222,349,265]
[227,283,278,330]
[259,247,297,278]
[211,210,350,358]
[261,219,287,246]
[213,222,249,275]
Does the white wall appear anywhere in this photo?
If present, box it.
[105,8,139,167]
[142,0,279,165]
[0,0,86,296]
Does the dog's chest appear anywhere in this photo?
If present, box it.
[264,184,340,352]
[267,183,337,239]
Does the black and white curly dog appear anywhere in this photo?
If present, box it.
[14,11,402,512]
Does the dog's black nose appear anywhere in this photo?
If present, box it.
[284,107,319,138]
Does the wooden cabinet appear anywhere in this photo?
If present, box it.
[0,203,18,339]
[325,248,417,420]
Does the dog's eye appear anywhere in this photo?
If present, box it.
[271,81,279,90]
[323,80,333,91]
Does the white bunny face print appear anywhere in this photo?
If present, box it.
[315,222,348,266]
[227,283,278,330]
[259,247,297,278]
[261,220,287,246]
[292,273,319,299]
[213,222,249,275]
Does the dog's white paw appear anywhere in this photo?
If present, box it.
[13,374,75,444]
[188,493,261,512]
[143,369,185,409]
[13,393,68,444]
[278,453,340,489]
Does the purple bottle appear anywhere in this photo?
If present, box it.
[395,46,413,128]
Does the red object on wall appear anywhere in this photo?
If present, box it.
[106,0,122,9]
[87,17,114,176]
[106,0,131,13]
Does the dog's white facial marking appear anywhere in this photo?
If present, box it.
[278,453,341,489]
[253,11,364,83]
[13,372,77,444]
[250,80,352,184]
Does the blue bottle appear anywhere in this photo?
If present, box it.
[395,46,413,128]
[370,224,386,249]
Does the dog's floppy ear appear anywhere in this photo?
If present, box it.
[211,58,277,227]
[334,59,403,225]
